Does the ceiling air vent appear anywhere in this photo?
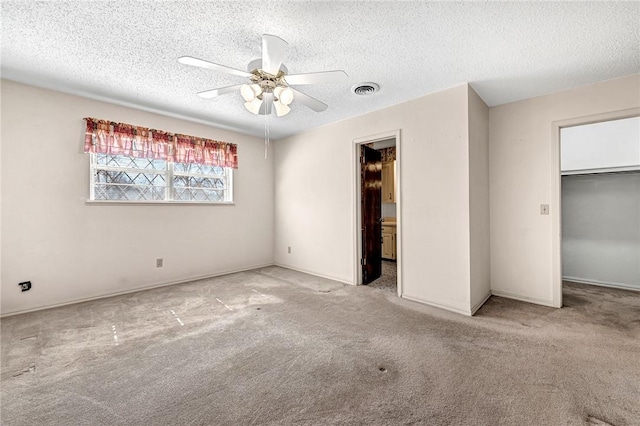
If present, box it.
[351,82,379,96]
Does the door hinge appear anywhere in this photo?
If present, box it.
[361,258,367,265]
[360,155,366,164]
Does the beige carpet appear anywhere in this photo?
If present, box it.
[1,269,638,425]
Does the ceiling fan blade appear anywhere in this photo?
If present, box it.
[262,34,288,76]
[197,84,244,99]
[291,88,328,112]
[178,56,252,78]
[285,70,348,85]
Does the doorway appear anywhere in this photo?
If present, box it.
[552,108,640,305]
[353,130,402,297]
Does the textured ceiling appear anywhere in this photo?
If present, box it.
[2,1,639,140]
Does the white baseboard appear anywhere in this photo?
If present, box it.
[401,294,472,316]
[471,290,492,315]
[0,263,275,318]
[563,276,640,292]
[401,291,490,317]
[490,289,557,308]
[273,263,354,286]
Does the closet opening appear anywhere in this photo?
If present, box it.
[558,115,640,299]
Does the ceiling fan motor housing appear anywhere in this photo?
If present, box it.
[247,59,288,78]
[247,59,290,97]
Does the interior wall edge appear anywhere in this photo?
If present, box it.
[471,290,492,315]
[467,84,491,312]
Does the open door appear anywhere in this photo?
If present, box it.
[361,145,382,284]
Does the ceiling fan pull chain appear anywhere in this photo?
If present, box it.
[264,110,270,159]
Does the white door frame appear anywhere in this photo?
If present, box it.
[352,129,402,297]
[551,107,640,307]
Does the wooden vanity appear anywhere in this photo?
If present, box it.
[381,217,396,260]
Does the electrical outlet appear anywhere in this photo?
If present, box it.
[156,258,163,268]
[287,246,291,254]
[540,204,549,215]
[19,281,32,292]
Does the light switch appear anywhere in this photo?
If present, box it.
[540,204,549,215]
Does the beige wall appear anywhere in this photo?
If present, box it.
[1,80,274,315]
[468,86,491,312]
[6,72,631,317]
[489,74,640,306]
[274,84,486,315]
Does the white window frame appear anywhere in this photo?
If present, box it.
[88,153,234,204]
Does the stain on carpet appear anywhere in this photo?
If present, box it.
[586,414,614,425]
[12,364,36,377]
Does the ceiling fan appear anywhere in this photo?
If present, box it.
[178,34,348,117]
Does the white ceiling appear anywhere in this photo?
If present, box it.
[2,1,639,140]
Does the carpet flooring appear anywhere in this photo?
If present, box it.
[1,269,639,425]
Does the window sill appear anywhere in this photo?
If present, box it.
[85,200,235,206]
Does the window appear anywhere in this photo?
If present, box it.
[90,153,233,203]
[83,117,238,204]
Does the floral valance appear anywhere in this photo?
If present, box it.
[83,118,238,169]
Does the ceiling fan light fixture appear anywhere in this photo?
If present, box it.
[240,84,254,102]
[273,99,291,117]
[279,87,294,105]
[241,83,263,102]
[251,83,263,97]
[244,98,262,114]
